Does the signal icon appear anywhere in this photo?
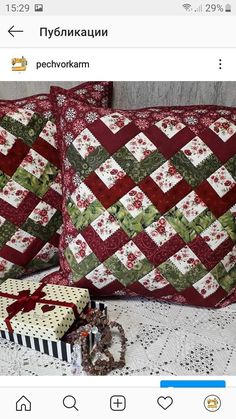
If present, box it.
[182,3,192,11]
[195,4,203,12]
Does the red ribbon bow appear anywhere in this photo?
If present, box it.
[6,289,47,316]
[0,283,79,334]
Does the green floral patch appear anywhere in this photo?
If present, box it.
[86,146,110,170]
[166,207,216,243]
[13,162,58,198]
[171,152,221,187]
[67,142,110,178]
[0,170,10,189]
[0,264,24,285]
[22,211,62,242]
[219,211,236,241]
[0,221,17,247]
[212,262,236,292]
[108,201,160,238]
[104,255,153,286]
[67,199,104,231]
[158,261,207,292]
[0,113,47,146]
[113,147,166,183]
[64,247,100,280]
[225,155,236,180]
[67,145,93,180]
[27,253,59,272]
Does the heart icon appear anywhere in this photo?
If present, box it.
[41,304,55,313]
[157,396,173,410]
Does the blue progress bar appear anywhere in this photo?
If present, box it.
[160,380,226,388]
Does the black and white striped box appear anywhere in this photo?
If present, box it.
[0,301,107,362]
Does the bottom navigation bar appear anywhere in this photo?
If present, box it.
[0,387,234,418]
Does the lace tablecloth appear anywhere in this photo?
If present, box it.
[1,268,236,376]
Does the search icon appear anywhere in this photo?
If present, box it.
[63,395,78,411]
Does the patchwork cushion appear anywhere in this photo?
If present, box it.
[0,82,113,283]
[44,101,236,308]
[50,82,113,111]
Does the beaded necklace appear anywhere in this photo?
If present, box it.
[67,309,127,375]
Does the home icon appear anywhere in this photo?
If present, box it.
[16,396,31,412]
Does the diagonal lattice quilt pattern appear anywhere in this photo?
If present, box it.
[0,105,62,282]
[0,82,113,282]
[52,102,236,307]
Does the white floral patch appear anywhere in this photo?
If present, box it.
[0,180,28,208]
[50,172,62,195]
[101,113,131,134]
[7,108,34,125]
[170,246,200,275]
[155,116,186,139]
[39,121,57,148]
[23,103,36,111]
[177,191,207,222]
[209,117,236,142]
[95,157,126,189]
[0,215,5,227]
[7,229,35,253]
[65,107,77,122]
[74,88,87,95]
[0,257,14,278]
[120,187,152,218]
[34,243,57,262]
[139,268,169,291]
[115,241,145,270]
[146,217,176,247]
[93,84,105,92]
[0,127,16,156]
[29,202,57,226]
[56,94,66,107]
[207,166,236,198]
[221,246,236,272]
[150,160,183,192]
[71,182,96,212]
[181,136,212,167]
[201,220,228,250]
[21,149,48,179]
[91,211,120,241]
[125,133,156,162]
[85,111,99,123]
[73,128,100,158]
[68,234,92,263]
[86,264,116,289]
[193,272,220,298]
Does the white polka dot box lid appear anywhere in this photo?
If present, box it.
[0,279,90,341]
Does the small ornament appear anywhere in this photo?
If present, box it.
[41,304,55,313]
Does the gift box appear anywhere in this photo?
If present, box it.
[0,300,108,362]
[0,278,90,341]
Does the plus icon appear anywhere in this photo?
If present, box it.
[110,395,126,411]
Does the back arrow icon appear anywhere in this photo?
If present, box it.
[8,25,24,37]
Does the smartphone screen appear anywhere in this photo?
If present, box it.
[0,1,235,417]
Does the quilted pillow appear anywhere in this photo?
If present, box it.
[0,82,113,283]
[50,82,113,111]
[44,100,236,308]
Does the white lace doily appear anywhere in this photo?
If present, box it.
[1,268,236,376]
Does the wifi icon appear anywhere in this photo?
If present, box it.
[182,3,192,11]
